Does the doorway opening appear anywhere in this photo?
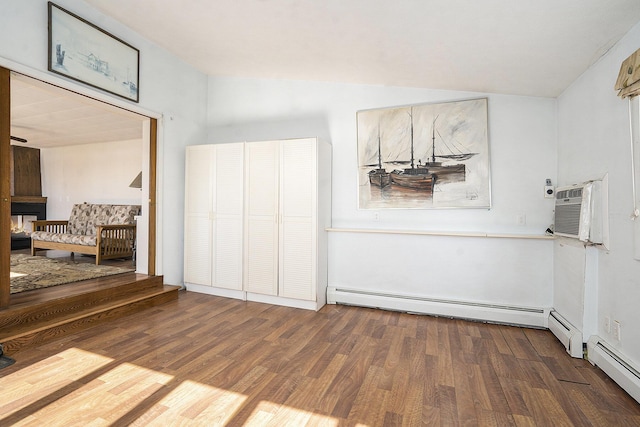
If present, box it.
[1,67,158,308]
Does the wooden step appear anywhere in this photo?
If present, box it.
[0,274,180,353]
[1,274,162,329]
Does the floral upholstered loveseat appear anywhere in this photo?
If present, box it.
[31,203,140,265]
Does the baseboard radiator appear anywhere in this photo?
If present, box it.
[548,310,584,358]
[326,287,548,328]
[587,336,640,403]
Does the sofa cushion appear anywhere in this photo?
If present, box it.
[31,231,97,246]
[106,205,140,225]
[86,204,140,236]
[67,203,91,235]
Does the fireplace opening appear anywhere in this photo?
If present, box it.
[11,215,37,238]
[11,199,47,250]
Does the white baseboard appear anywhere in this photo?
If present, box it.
[327,287,548,327]
[587,336,640,403]
[548,310,584,358]
[184,283,322,311]
[184,283,246,300]
[245,293,322,311]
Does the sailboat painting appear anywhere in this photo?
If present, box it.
[357,98,491,209]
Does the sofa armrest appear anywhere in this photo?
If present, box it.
[32,220,69,233]
[96,224,137,235]
[95,224,136,263]
[96,224,137,251]
[96,224,137,231]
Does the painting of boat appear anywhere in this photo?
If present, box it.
[421,115,477,183]
[367,128,391,188]
[357,98,490,209]
[389,168,435,190]
[388,108,437,190]
[369,168,392,188]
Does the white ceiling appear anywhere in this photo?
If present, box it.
[83,0,640,98]
[10,73,145,148]
[12,1,640,149]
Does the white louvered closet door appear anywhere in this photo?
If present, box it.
[279,138,317,301]
[212,143,244,290]
[184,145,213,286]
[244,141,280,295]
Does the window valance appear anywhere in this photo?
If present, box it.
[616,47,640,98]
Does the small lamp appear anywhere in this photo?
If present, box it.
[129,171,142,189]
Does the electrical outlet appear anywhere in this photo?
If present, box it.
[373,212,379,221]
[544,179,554,198]
[544,186,555,198]
[604,316,611,334]
[516,214,526,225]
[613,320,621,341]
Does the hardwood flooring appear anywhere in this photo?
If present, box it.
[9,249,142,309]
[5,249,178,353]
[0,292,638,426]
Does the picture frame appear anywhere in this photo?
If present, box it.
[48,2,140,102]
[357,98,491,209]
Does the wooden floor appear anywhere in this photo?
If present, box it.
[9,249,139,308]
[4,249,178,353]
[9,271,140,306]
[0,292,638,426]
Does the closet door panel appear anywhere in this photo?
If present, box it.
[245,141,279,295]
[279,139,317,301]
[214,216,243,289]
[212,143,244,289]
[281,139,314,218]
[215,143,244,215]
[184,145,213,286]
[184,215,212,285]
[280,218,314,300]
[245,218,278,295]
[185,145,213,214]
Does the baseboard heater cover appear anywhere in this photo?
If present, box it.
[548,310,584,358]
[587,336,640,403]
[327,287,548,328]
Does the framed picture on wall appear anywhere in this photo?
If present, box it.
[47,2,140,102]
[357,98,491,209]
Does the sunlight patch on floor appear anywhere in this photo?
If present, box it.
[0,348,113,420]
[53,362,173,423]
[0,348,353,426]
[135,380,247,425]
[245,400,341,426]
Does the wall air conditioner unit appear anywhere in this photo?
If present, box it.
[554,176,608,247]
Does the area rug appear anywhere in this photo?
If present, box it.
[10,254,135,294]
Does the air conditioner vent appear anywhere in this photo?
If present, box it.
[557,188,583,199]
[555,204,581,236]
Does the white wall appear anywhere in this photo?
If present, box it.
[557,21,640,368]
[0,0,209,285]
[553,239,587,331]
[41,139,143,219]
[207,77,557,315]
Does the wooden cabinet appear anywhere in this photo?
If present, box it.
[184,138,331,310]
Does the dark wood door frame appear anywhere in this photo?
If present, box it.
[0,66,158,308]
[1,67,10,308]
[148,118,157,276]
